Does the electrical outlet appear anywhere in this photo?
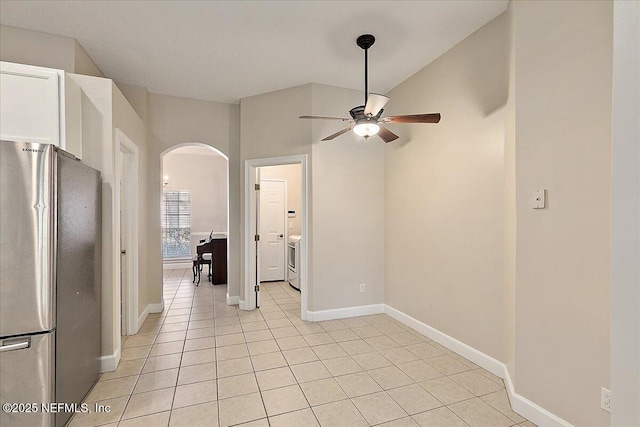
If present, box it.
[601,387,611,412]
[359,284,366,293]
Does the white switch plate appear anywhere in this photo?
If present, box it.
[601,387,611,412]
[360,284,366,293]
[530,189,546,209]
[289,221,294,229]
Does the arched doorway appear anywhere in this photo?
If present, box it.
[161,143,230,296]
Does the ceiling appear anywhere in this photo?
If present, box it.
[0,1,508,104]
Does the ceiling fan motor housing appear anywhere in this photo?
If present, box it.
[356,34,376,50]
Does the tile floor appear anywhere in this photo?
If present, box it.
[71,269,536,427]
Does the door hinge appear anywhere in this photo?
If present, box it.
[255,183,260,190]
[254,234,260,242]
[255,285,260,292]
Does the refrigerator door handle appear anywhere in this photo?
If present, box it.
[0,340,30,352]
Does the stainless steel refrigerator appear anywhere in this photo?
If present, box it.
[0,140,102,427]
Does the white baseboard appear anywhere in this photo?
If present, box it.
[163,261,192,270]
[239,300,248,310]
[227,293,239,305]
[384,304,573,427]
[137,304,150,331]
[149,300,165,313]
[99,348,120,373]
[307,303,384,322]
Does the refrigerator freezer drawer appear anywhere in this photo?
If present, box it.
[0,332,54,427]
[0,141,55,337]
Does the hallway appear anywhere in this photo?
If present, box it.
[72,269,534,426]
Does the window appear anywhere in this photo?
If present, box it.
[162,190,191,258]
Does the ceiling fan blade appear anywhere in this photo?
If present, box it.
[377,126,399,143]
[364,94,390,117]
[382,113,441,124]
[321,127,352,141]
[299,115,351,122]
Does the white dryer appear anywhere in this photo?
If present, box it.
[287,235,302,291]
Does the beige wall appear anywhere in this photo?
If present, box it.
[0,25,103,77]
[260,164,302,236]
[384,13,509,363]
[513,2,612,425]
[149,93,240,297]
[310,84,385,311]
[163,149,229,252]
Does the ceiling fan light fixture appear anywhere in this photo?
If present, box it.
[353,120,380,138]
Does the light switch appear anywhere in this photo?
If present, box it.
[530,189,546,209]
[289,221,294,229]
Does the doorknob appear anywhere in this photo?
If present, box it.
[278,234,284,238]
[121,250,127,255]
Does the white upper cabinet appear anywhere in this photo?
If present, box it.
[1,61,65,148]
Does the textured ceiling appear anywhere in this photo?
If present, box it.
[0,1,508,104]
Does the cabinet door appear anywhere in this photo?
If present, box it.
[0,61,62,147]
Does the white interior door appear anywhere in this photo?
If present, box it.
[119,174,127,337]
[259,179,286,282]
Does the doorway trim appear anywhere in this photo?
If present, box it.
[115,128,139,336]
[243,155,308,320]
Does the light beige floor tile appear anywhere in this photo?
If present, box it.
[251,351,288,371]
[419,377,474,405]
[68,396,127,426]
[312,399,367,427]
[265,317,292,328]
[352,391,408,425]
[255,366,297,390]
[322,356,363,377]
[216,333,246,347]
[412,407,468,427]
[364,335,400,351]
[189,319,215,329]
[352,352,393,371]
[134,368,179,394]
[328,329,360,342]
[397,360,444,383]
[241,320,269,332]
[169,401,218,427]
[276,335,308,350]
[217,357,254,377]
[218,372,259,399]
[122,388,175,420]
[121,345,152,361]
[119,411,170,427]
[150,341,185,358]
[142,353,182,374]
[244,329,273,342]
[449,370,504,396]
[352,326,384,339]
[480,390,526,423]
[379,347,420,365]
[233,418,269,427]
[318,320,349,332]
[184,337,217,352]
[389,332,427,346]
[282,347,318,365]
[378,416,420,426]
[186,327,215,340]
[159,322,189,333]
[100,359,145,381]
[123,333,156,348]
[334,372,383,397]
[181,348,216,366]
[340,318,369,328]
[368,365,414,390]
[247,339,279,355]
[289,360,331,383]
[300,378,348,406]
[303,332,335,346]
[405,343,446,359]
[338,339,375,356]
[448,397,513,427]
[387,384,442,415]
[215,316,241,326]
[215,324,243,336]
[217,343,249,361]
[425,355,473,376]
[218,392,266,427]
[85,376,137,402]
[261,384,309,416]
[177,361,217,385]
[269,408,319,427]
[156,331,187,344]
[173,379,217,409]
[312,343,348,360]
[271,326,300,338]
[518,421,537,427]
[190,311,214,321]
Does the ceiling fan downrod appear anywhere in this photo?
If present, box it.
[356,34,375,106]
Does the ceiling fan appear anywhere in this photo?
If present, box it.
[300,34,441,143]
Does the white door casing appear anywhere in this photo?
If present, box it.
[259,179,287,282]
